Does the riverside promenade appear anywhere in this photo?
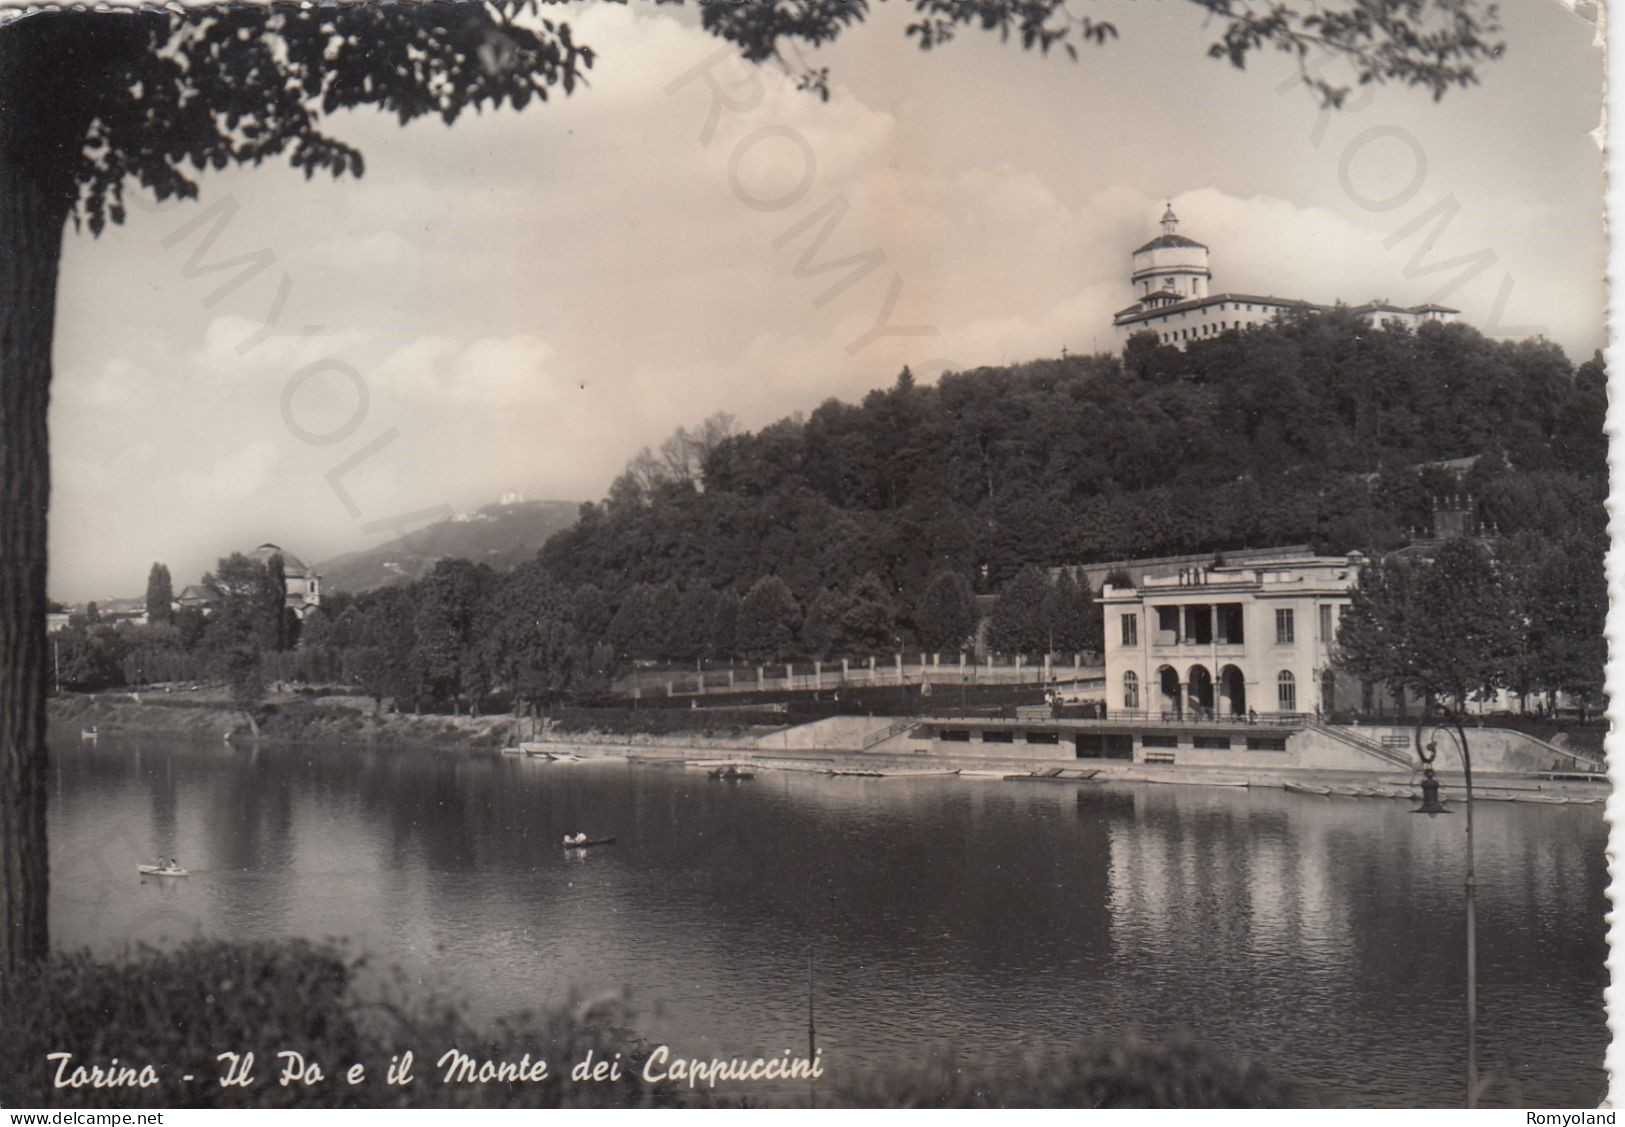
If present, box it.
[520,714,1608,804]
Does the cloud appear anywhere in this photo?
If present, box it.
[375,333,562,406]
[179,440,280,502]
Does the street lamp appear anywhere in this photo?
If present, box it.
[1412,706,1477,1108]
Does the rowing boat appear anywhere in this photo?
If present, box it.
[138,864,188,878]
[1283,782,1331,796]
[562,836,616,849]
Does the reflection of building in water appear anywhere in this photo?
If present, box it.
[1104,789,1346,970]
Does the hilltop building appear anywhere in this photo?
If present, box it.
[1112,205,1458,350]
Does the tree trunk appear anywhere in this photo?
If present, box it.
[0,12,150,977]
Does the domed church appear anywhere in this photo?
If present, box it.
[250,543,322,618]
[1111,205,1457,350]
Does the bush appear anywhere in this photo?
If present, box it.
[2,942,1313,1108]
[0,941,684,1108]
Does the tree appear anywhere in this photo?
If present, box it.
[735,576,802,663]
[222,644,264,731]
[54,627,124,692]
[914,570,976,655]
[256,553,289,652]
[350,586,418,715]
[606,584,663,661]
[838,573,899,656]
[987,566,1051,657]
[412,558,496,714]
[144,562,173,626]
[0,0,1509,979]
[800,588,850,660]
[479,559,579,714]
[1045,571,1101,655]
[1336,538,1522,714]
[710,589,741,661]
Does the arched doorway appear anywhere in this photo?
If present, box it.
[1157,665,1181,718]
[1219,665,1246,717]
[1187,665,1214,719]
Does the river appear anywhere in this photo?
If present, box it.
[47,735,1609,1107]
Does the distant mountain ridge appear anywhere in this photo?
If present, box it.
[317,498,580,593]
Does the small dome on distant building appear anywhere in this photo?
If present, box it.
[253,542,310,575]
[1130,202,1211,300]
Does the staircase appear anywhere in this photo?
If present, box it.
[1305,719,1415,769]
[862,719,917,750]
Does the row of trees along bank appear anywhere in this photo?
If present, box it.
[53,551,1107,716]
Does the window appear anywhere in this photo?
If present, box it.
[981,729,1014,743]
[1194,736,1232,749]
[1123,671,1140,710]
[940,729,971,742]
[1277,671,1296,712]
[1122,613,1139,647]
[1141,732,1178,749]
[1246,736,1288,752]
[1319,604,1333,642]
[1077,733,1133,759]
[1024,731,1060,745]
[1275,608,1295,644]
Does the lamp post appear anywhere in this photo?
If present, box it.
[1412,704,1477,1107]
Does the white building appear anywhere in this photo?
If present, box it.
[1112,205,1458,349]
[1100,552,1364,718]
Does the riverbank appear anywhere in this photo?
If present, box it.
[521,736,1609,804]
[48,693,521,750]
[48,694,1609,803]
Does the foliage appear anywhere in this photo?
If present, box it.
[144,562,172,626]
[986,565,1051,657]
[735,576,802,663]
[478,558,579,711]
[837,572,899,655]
[799,587,849,660]
[913,570,976,655]
[1336,537,1523,708]
[52,626,124,691]
[0,940,682,1108]
[412,558,496,713]
[221,644,265,718]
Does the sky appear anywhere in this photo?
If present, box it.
[46,0,1608,601]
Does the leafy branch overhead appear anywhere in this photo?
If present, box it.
[10,0,1503,237]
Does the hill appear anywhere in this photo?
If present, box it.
[539,312,1607,606]
[317,498,580,593]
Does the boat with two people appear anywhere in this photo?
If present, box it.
[138,858,188,878]
[708,764,755,781]
[561,832,616,849]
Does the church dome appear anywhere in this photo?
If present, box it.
[253,542,310,574]
[1130,204,1210,300]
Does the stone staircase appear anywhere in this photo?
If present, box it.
[1305,719,1415,769]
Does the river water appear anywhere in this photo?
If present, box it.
[47,735,1609,1106]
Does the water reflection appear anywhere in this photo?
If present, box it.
[47,737,1607,1107]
